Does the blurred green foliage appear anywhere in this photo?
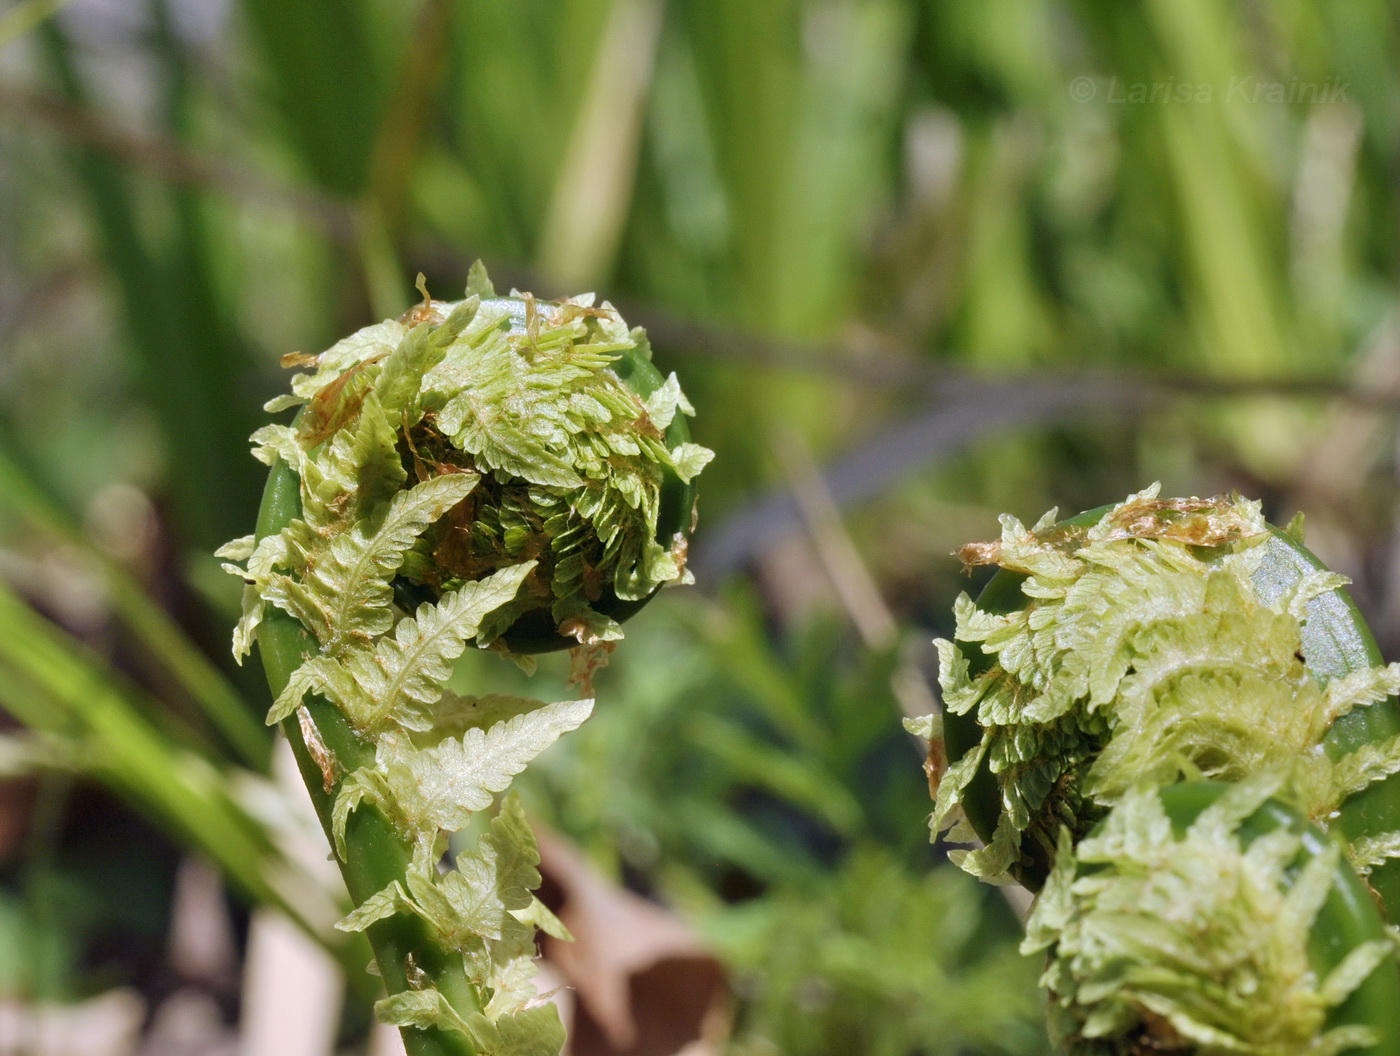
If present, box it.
[2,0,1400,1051]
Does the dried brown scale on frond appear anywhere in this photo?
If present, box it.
[913,484,1400,885]
[956,491,1268,574]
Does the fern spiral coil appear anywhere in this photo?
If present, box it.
[220,264,711,1056]
[909,486,1400,1055]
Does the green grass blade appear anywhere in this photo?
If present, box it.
[0,446,269,768]
[0,582,345,958]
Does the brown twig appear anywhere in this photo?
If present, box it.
[0,78,357,243]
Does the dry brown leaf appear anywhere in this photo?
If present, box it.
[536,827,729,1056]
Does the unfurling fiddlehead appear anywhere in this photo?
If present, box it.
[908,485,1400,1055]
[219,263,712,1056]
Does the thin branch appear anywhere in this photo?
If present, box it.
[775,429,898,650]
[630,303,1400,409]
[692,375,1145,579]
[0,78,357,243]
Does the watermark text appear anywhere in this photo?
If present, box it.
[1069,75,1350,106]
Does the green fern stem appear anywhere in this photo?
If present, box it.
[256,457,479,1056]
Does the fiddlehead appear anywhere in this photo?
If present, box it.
[219,264,712,1055]
[910,485,1400,1055]
[925,485,1400,890]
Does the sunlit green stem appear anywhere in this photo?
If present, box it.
[254,457,479,1056]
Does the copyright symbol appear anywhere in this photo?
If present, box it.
[1069,76,1096,103]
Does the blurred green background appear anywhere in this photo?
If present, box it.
[1,0,1399,1052]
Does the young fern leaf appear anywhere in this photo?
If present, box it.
[224,263,709,1056]
[373,990,566,1056]
[268,563,538,728]
[408,693,562,737]
[331,698,594,858]
[274,473,481,653]
[341,793,550,971]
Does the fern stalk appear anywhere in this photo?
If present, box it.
[227,264,711,1056]
[256,459,479,1056]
